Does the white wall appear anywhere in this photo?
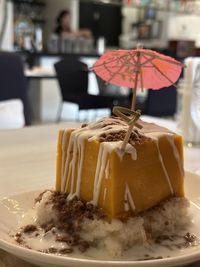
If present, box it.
[168,13,200,47]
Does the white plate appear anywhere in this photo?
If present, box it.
[0,172,200,267]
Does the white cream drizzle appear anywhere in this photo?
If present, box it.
[146,132,174,195]
[124,183,136,211]
[92,142,109,205]
[20,228,70,252]
[156,141,174,195]
[60,117,139,208]
[61,130,73,191]
[105,160,110,179]
[116,143,137,161]
[103,187,108,206]
[75,135,85,197]
[124,194,129,212]
[59,118,183,212]
[61,129,69,190]
[166,135,185,178]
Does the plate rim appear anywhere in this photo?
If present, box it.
[0,171,200,266]
[1,237,200,267]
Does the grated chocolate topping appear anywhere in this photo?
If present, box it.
[81,123,88,128]
[15,191,108,254]
[184,233,198,243]
[89,116,150,145]
[99,129,150,145]
[48,192,108,252]
[23,224,38,233]
[14,192,196,257]
[51,192,108,228]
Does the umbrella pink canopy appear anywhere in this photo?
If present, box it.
[93,48,183,110]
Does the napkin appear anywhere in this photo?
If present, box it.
[0,99,25,129]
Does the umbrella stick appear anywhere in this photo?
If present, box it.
[131,86,137,111]
[131,61,139,111]
[131,51,141,111]
[140,68,144,93]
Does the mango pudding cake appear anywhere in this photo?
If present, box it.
[14,111,197,260]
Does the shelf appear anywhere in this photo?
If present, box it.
[80,0,200,15]
[16,51,101,58]
[32,19,46,25]
[13,0,46,8]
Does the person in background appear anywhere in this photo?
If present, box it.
[55,9,92,38]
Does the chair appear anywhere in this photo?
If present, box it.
[54,58,114,121]
[144,86,177,117]
[0,52,31,125]
[95,75,131,108]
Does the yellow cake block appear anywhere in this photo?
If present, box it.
[56,117,184,218]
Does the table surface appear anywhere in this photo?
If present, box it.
[0,118,199,267]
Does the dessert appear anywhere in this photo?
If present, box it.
[13,114,198,259]
[56,116,184,218]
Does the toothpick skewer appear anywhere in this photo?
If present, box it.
[113,106,142,151]
[121,111,141,151]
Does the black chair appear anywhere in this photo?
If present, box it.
[0,52,31,125]
[95,75,131,108]
[54,58,114,121]
[144,86,177,117]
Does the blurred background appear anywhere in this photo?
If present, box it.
[0,0,200,140]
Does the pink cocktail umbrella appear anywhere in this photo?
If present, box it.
[93,45,184,150]
[93,45,183,110]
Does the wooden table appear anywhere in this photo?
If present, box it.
[0,121,199,267]
[0,122,80,198]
